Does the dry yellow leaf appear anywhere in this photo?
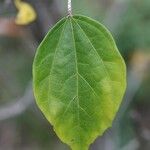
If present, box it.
[14,0,37,25]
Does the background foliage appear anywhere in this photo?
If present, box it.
[0,0,150,150]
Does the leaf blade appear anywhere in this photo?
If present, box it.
[33,15,126,150]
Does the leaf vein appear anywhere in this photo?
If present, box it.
[36,22,66,68]
[78,73,100,98]
[47,20,68,108]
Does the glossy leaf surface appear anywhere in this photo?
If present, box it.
[33,15,126,150]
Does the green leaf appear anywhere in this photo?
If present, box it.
[33,15,126,150]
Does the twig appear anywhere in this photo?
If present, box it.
[68,0,72,16]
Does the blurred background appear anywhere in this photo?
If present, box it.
[0,0,150,150]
